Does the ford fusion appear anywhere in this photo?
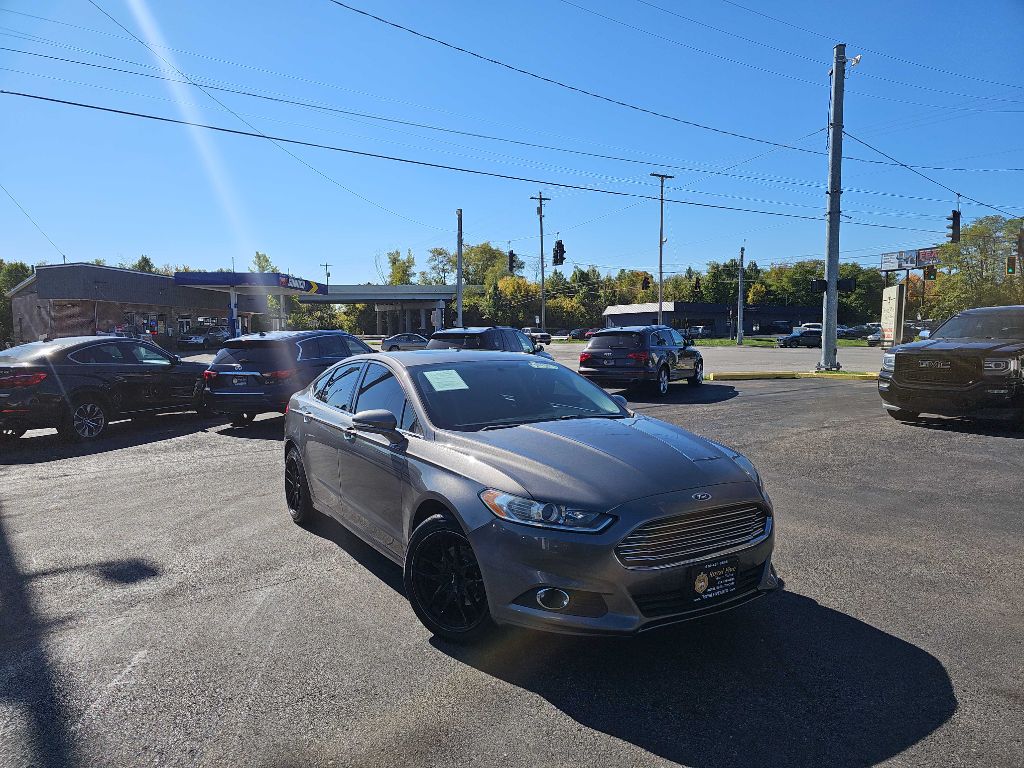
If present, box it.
[284,350,779,642]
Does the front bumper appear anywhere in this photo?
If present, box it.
[878,370,1023,418]
[469,486,779,636]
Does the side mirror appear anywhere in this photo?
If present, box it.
[611,394,628,410]
[534,343,544,353]
[352,409,400,438]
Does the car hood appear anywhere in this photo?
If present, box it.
[439,415,754,509]
[897,338,1024,355]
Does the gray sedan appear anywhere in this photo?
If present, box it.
[381,333,429,351]
[283,350,779,642]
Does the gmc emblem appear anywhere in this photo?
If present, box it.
[918,359,951,369]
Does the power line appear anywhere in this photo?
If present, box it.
[842,130,1021,218]
[0,88,952,237]
[714,0,1024,94]
[83,0,449,232]
[323,0,830,156]
[0,182,68,262]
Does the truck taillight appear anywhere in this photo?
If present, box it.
[0,372,47,388]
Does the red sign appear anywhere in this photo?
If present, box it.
[917,248,941,267]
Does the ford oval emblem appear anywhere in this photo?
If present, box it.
[692,492,712,501]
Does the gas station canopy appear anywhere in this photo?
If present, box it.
[173,272,327,296]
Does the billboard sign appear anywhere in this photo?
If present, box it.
[916,247,941,267]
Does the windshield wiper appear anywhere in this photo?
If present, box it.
[555,413,626,421]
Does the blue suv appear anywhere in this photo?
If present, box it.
[201,330,373,424]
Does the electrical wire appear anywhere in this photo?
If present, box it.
[1,89,957,238]
[0,182,68,261]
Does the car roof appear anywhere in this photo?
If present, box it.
[229,330,353,343]
[595,325,671,333]
[372,349,535,367]
[433,327,515,334]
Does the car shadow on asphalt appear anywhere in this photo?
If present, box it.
[303,511,404,594]
[899,415,1023,440]
[436,592,957,768]
[623,382,738,407]
[0,413,284,465]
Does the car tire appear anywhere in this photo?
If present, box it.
[887,408,919,422]
[651,366,670,397]
[388,345,400,351]
[60,396,109,441]
[687,359,704,385]
[405,513,495,644]
[284,446,314,524]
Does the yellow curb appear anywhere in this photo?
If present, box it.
[707,371,878,382]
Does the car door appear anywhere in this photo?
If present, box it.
[650,330,673,377]
[301,361,363,515]
[668,328,696,377]
[338,362,411,556]
[67,342,139,412]
[124,342,196,407]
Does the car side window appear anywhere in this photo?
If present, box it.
[514,331,535,353]
[315,363,362,411]
[481,330,503,351]
[316,334,350,358]
[669,329,685,346]
[299,338,321,359]
[652,332,667,347]
[399,400,421,434]
[69,343,125,364]
[126,343,173,365]
[343,336,373,354]
[354,363,408,420]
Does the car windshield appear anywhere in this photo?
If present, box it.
[412,359,626,431]
[932,310,1024,340]
[426,333,484,349]
[587,332,643,349]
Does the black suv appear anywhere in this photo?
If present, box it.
[201,330,373,424]
[426,327,554,359]
[0,336,207,442]
[578,325,703,395]
[878,305,1024,425]
[776,328,822,348]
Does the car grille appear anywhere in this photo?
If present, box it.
[632,562,765,617]
[615,504,770,570]
[895,354,980,386]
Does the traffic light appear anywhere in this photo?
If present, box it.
[924,265,937,281]
[507,249,516,273]
[552,239,566,266]
[1008,256,1018,276]
[641,274,651,290]
[946,209,961,243]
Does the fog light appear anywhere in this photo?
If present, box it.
[536,588,570,611]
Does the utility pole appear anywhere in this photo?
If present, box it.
[456,208,464,327]
[320,261,331,292]
[818,43,847,371]
[530,192,550,330]
[650,173,674,325]
[737,245,745,346]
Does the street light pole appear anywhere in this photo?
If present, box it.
[819,43,847,371]
[530,192,550,330]
[650,173,674,325]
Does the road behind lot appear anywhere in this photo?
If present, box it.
[1,380,1021,767]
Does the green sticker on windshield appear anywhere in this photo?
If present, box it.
[423,369,469,391]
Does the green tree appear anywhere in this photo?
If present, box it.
[120,255,157,273]
[418,247,455,284]
[386,249,416,285]
[0,260,34,342]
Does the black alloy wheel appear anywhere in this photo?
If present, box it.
[284,446,313,524]
[688,359,704,385]
[405,514,494,643]
[61,398,108,441]
[388,345,400,351]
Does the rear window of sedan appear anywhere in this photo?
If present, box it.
[586,332,644,350]
[426,333,485,350]
[212,341,296,369]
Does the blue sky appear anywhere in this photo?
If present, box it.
[1,0,1022,284]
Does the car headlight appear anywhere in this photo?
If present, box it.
[882,353,896,371]
[983,358,1018,375]
[730,452,763,490]
[480,489,614,533]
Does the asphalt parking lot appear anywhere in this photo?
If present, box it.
[1,379,1021,767]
